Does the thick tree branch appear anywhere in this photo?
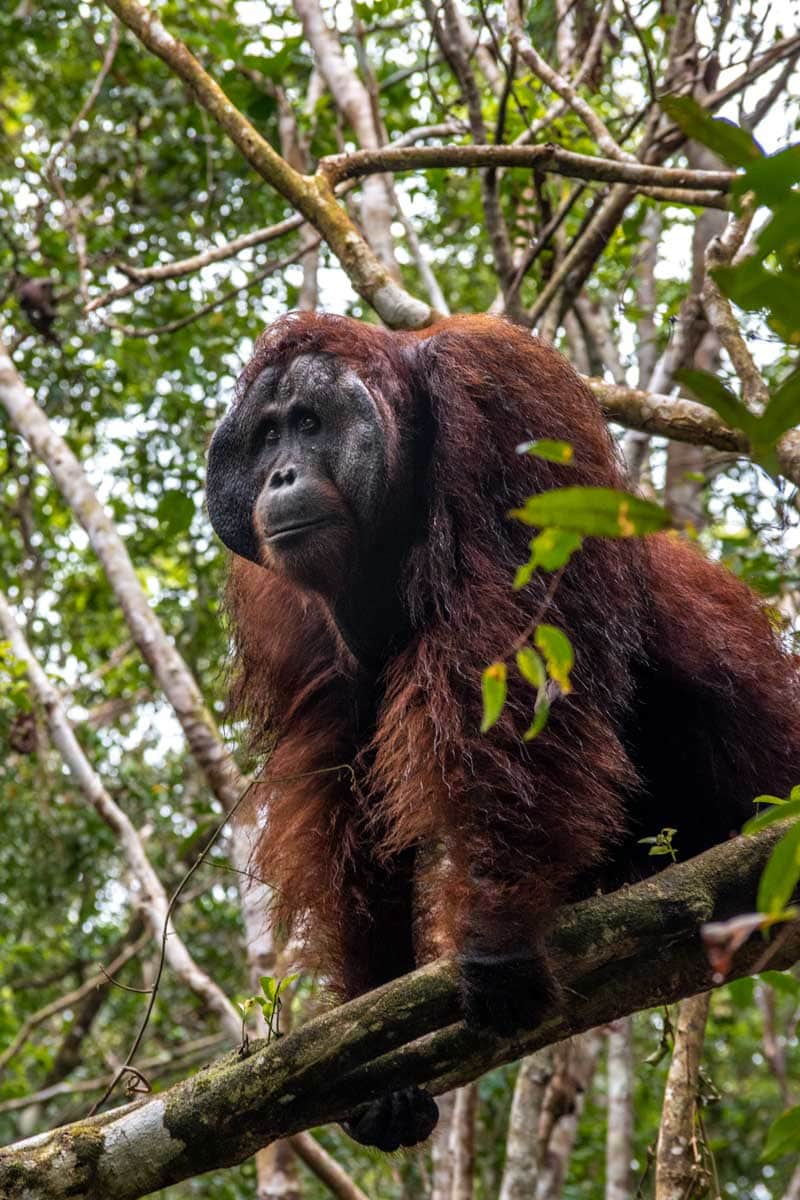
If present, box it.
[2,825,797,1200]
[318,143,733,194]
[103,0,433,329]
[587,377,800,487]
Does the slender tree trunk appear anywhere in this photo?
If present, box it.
[536,1032,603,1200]
[450,1083,479,1200]
[499,1048,553,1200]
[605,1017,634,1200]
[431,1090,457,1200]
[654,992,711,1200]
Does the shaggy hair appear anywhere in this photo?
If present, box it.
[224,313,800,999]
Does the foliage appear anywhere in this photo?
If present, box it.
[0,0,799,1196]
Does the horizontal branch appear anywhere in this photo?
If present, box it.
[3,825,797,1200]
[318,143,734,194]
[588,377,800,487]
[84,212,307,312]
[84,123,463,315]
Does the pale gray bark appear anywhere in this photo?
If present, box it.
[450,1083,479,1200]
[431,1090,458,1200]
[0,339,244,814]
[605,1018,634,1200]
[291,0,399,276]
[654,992,711,1200]
[535,1032,603,1200]
[0,589,241,1042]
[499,1049,553,1200]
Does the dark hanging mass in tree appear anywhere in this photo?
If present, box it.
[14,275,60,345]
[206,313,800,1151]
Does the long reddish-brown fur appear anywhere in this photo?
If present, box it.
[224,312,800,999]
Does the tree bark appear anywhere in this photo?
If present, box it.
[1,825,797,1200]
[605,1018,634,1200]
[654,993,712,1200]
[499,1049,553,1200]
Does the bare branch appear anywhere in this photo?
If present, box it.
[586,375,800,487]
[0,1036,227,1115]
[703,211,769,410]
[97,245,319,338]
[0,338,245,813]
[86,124,462,316]
[0,932,149,1074]
[505,0,635,163]
[291,0,399,276]
[706,34,800,113]
[103,0,432,328]
[319,143,733,194]
[85,212,308,312]
[429,0,515,293]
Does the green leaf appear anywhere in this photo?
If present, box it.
[759,970,800,997]
[738,146,800,205]
[714,262,800,342]
[481,662,507,732]
[757,369,800,447]
[511,488,670,537]
[513,529,584,588]
[523,695,550,741]
[516,646,546,689]
[660,95,762,167]
[513,559,535,590]
[534,624,574,695]
[259,975,277,1003]
[518,439,574,464]
[275,973,300,996]
[726,976,755,1008]
[676,369,758,438]
[156,490,196,534]
[757,821,800,916]
[743,797,800,836]
[763,1105,800,1160]
[531,528,584,571]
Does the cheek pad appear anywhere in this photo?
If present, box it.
[333,418,389,528]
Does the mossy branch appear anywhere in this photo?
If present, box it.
[2,825,797,1200]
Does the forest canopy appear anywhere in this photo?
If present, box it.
[1,1,800,1198]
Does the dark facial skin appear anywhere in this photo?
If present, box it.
[207,353,416,665]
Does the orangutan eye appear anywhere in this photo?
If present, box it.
[298,413,320,436]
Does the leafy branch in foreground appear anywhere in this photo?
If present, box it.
[481,474,671,737]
